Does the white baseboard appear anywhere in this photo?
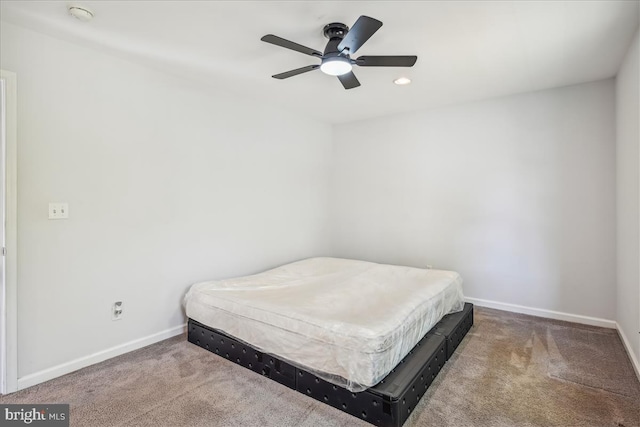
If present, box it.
[616,322,640,381]
[16,324,186,391]
[465,297,617,329]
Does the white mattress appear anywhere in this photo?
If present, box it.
[185,257,464,391]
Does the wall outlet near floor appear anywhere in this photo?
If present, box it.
[112,301,123,320]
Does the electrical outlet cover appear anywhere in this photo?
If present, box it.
[112,301,123,321]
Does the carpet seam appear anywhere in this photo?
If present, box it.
[547,373,640,399]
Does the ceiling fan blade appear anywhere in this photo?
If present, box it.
[272,65,320,79]
[338,16,383,54]
[337,71,361,90]
[356,56,418,67]
[261,34,322,57]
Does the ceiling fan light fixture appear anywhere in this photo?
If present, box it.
[320,57,352,76]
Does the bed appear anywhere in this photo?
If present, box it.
[185,257,473,426]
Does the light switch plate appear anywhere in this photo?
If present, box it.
[48,203,69,219]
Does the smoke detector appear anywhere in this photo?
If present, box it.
[68,6,94,22]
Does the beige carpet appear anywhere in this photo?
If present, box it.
[2,307,639,427]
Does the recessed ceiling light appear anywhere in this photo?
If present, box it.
[393,77,412,85]
[68,6,94,22]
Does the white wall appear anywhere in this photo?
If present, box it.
[330,80,616,321]
[616,28,640,368]
[0,22,332,379]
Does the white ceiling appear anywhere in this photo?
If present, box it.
[1,1,638,124]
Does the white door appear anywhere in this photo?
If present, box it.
[0,69,17,394]
[0,77,6,393]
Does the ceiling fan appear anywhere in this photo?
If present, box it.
[261,15,417,90]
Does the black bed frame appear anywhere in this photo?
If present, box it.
[188,303,473,427]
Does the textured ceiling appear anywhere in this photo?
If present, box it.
[1,1,638,123]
